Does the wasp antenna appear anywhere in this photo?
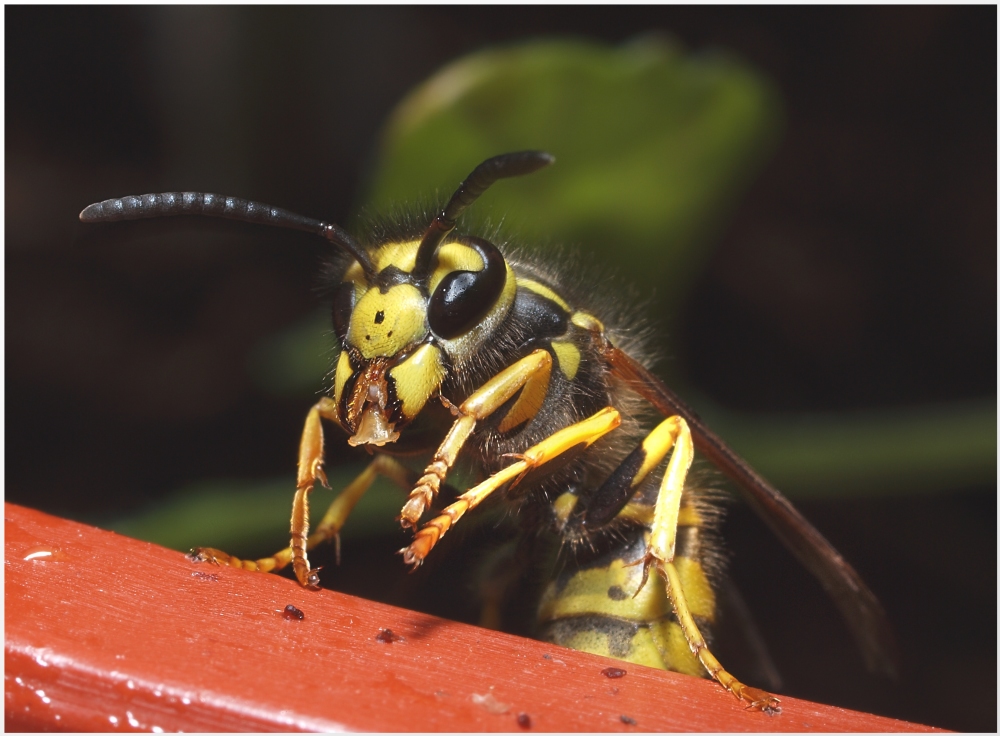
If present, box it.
[317,223,378,281]
[413,151,554,278]
[79,192,377,280]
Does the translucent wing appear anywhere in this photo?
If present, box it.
[602,342,898,678]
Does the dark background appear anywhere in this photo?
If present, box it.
[6,7,995,730]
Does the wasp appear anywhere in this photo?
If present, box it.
[80,151,895,712]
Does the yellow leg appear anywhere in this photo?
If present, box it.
[193,398,415,588]
[632,415,780,713]
[191,452,413,584]
[401,407,621,566]
[661,562,780,712]
[308,453,413,564]
[398,349,553,528]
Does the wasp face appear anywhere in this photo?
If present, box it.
[331,236,517,447]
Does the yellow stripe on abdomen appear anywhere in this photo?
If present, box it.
[538,520,716,676]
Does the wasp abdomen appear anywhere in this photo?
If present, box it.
[538,503,718,678]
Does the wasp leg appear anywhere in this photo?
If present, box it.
[401,407,621,566]
[193,396,349,588]
[192,454,416,584]
[308,453,413,560]
[399,348,553,528]
[587,416,695,529]
[660,563,780,713]
[629,415,780,713]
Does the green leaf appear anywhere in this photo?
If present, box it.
[367,36,782,314]
[254,36,781,399]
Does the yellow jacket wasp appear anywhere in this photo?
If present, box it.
[80,151,895,712]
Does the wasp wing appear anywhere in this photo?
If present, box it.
[602,343,898,678]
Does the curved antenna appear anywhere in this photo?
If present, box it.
[79,192,377,280]
[412,151,555,280]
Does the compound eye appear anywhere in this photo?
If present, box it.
[428,240,507,340]
[331,282,355,342]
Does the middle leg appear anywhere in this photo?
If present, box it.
[401,406,622,566]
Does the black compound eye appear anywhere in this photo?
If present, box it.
[331,282,355,342]
[428,240,507,340]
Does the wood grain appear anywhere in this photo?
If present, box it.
[5,503,942,732]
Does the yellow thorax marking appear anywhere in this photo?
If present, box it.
[608,503,700,528]
[517,277,571,312]
[570,311,604,333]
[551,340,581,380]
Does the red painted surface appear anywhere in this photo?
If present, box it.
[5,503,941,732]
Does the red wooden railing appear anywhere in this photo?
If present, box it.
[5,503,941,732]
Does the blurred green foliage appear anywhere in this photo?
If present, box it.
[367,36,781,315]
[111,471,403,556]
[109,37,994,549]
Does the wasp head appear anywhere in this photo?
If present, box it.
[331,234,516,447]
[326,150,553,448]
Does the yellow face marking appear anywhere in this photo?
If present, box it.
[388,343,446,420]
[342,262,366,289]
[343,241,422,296]
[517,278,572,313]
[550,340,581,381]
[348,283,426,360]
[428,242,484,295]
[333,351,352,409]
[373,240,420,274]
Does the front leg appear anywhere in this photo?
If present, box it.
[401,407,621,566]
[398,349,553,528]
[192,452,419,587]
[192,396,340,588]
